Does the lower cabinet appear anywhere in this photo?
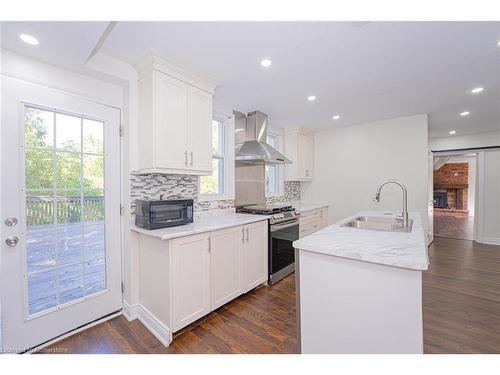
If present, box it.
[171,233,211,332]
[210,226,244,310]
[299,207,329,238]
[153,220,269,337]
[211,221,269,308]
[242,221,268,293]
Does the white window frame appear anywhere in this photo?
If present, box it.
[265,131,285,198]
[199,106,235,201]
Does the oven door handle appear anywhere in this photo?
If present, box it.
[270,220,299,232]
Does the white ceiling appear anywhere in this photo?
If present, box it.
[1,21,108,68]
[2,21,500,138]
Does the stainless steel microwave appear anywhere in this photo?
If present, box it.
[135,198,194,230]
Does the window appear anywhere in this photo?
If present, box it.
[24,106,106,315]
[266,134,283,196]
[200,119,225,195]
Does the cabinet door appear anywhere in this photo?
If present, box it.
[297,133,313,180]
[172,233,211,332]
[154,71,189,171]
[187,86,213,173]
[305,135,314,179]
[320,208,328,228]
[242,221,268,293]
[210,226,244,310]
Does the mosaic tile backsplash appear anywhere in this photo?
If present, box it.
[131,174,300,213]
[266,181,301,204]
[130,173,234,212]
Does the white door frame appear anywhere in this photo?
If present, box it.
[427,151,434,245]
[0,76,123,352]
[431,149,481,242]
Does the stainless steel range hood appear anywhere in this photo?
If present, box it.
[234,111,292,165]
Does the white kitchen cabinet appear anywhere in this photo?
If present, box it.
[284,128,314,181]
[136,53,218,175]
[153,72,189,171]
[135,218,268,345]
[299,207,329,238]
[242,221,268,293]
[320,207,328,227]
[171,233,211,332]
[210,226,244,310]
[187,86,213,173]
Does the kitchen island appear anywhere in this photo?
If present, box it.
[293,210,429,354]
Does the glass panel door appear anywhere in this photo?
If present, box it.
[24,107,106,317]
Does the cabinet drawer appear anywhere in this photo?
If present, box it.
[300,209,322,220]
[299,215,322,237]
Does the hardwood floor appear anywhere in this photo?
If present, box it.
[40,237,500,354]
[41,273,297,354]
[433,212,474,240]
[423,237,500,353]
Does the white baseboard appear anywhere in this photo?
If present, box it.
[477,237,500,246]
[122,300,139,321]
[122,300,171,347]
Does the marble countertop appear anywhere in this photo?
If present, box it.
[295,202,329,213]
[131,213,268,241]
[293,210,429,271]
[279,201,329,213]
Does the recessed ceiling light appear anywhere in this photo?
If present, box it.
[471,87,484,94]
[332,115,340,120]
[497,40,500,46]
[19,33,39,45]
[449,130,457,135]
[307,95,316,102]
[260,59,272,67]
[460,111,470,116]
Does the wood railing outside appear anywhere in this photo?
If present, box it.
[27,195,104,226]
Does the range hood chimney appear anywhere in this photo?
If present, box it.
[234,111,292,165]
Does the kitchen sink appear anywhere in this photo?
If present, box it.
[342,215,413,233]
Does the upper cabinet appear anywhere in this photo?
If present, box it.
[136,53,219,175]
[284,128,315,181]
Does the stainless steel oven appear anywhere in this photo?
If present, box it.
[269,218,299,285]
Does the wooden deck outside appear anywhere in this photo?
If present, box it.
[26,221,106,315]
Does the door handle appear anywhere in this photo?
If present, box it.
[245,228,249,242]
[4,217,18,226]
[184,150,188,166]
[241,227,245,243]
[5,236,18,246]
[190,151,193,167]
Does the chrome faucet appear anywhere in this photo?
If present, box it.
[374,180,409,228]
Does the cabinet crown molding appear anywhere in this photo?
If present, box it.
[135,50,220,94]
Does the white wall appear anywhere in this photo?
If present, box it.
[302,114,429,234]
[85,52,140,309]
[429,130,500,151]
[476,149,500,245]
[1,49,123,107]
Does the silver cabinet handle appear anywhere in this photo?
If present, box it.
[190,151,193,167]
[5,236,18,246]
[245,228,249,242]
[184,150,188,166]
[241,227,245,243]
